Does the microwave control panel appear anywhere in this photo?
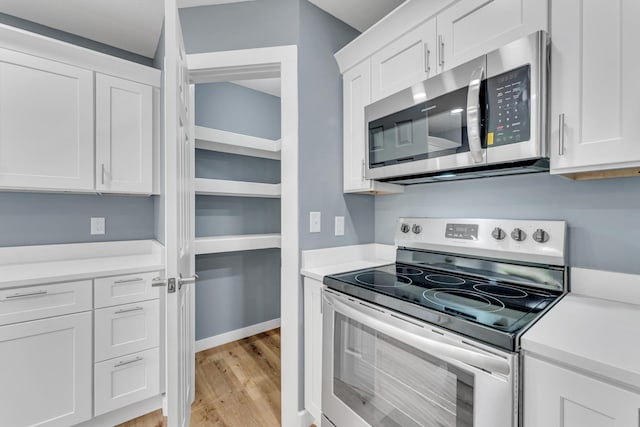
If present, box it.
[486,64,531,147]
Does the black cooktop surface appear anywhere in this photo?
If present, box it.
[324,263,562,351]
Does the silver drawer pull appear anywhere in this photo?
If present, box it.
[115,306,144,314]
[114,356,143,368]
[114,277,144,284]
[6,290,48,299]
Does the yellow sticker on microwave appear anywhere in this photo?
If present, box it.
[487,132,494,145]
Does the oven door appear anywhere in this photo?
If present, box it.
[365,55,487,181]
[322,290,517,427]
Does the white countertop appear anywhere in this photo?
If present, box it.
[0,240,164,289]
[300,243,395,282]
[522,267,640,390]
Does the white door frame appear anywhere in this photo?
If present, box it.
[187,46,300,427]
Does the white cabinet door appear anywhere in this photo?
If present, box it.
[94,271,160,309]
[96,73,153,194]
[371,18,437,102]
[524,354,640,427]
[0,48,94,192]
[550,0,640,176]
[437,0,547,70]
[0,312,92,427]
[303,277,324,425]
[342,60,403,195]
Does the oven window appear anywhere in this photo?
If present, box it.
[333,313,474,427]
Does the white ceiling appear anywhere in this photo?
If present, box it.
[0,0,164,58]
[0,0,402,59]
[308,0,404,32]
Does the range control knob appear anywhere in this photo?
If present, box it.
[511,228,527,242]
[400,223,410,233]
[533,228,550,243]
[412,224,422,234]
[491,227,506,240]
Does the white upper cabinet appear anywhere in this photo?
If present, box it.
[0,48,94,192]
[371,18,437,102]
[343,60,403,194]
[437,0,547,70]
[96,74,153,194]
[550,0,640,177]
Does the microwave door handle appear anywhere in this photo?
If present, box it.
[326,293,510,376]
[467,66,485,163]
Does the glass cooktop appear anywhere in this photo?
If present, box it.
[324,263,562,351]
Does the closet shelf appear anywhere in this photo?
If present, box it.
[195,126,281,160]
[194,178,281,198]
[195,234,281,255]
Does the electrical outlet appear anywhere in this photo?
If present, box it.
[310,212,321,233]
[335,216,345,236]
[91,217,105,235]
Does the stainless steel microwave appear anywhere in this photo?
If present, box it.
[365,31,549,184]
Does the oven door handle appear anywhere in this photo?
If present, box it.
[466,65,485,163]
[327,293,510,376]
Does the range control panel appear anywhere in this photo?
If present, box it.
[395,218,567,266]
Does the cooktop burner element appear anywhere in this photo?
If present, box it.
[474,283,529,298]
[396,266,423,276]
[354,271,412,288]
[423,288,506,313]
[425,274,466,286]
[323,217,568,351]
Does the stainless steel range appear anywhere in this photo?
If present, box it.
[321,218,567,427]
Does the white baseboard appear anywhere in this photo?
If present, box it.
[195,318,281,352]
[73,395,163,426]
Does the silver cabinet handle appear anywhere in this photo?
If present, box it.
[114,356,143,368]
[115,306,144,314]
[361,159,365,180]
[424,43,431,74]
[151,277,167,287]
[467,65,485,163]
[558,113,565,156]
[6,290,48,299]
[438,35,445,67]
[114,277,144,284]
[101,163,105,185]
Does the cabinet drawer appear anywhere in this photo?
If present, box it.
[0,280,92,326]
[94,347,160,416]
[94,271,160,308]
[95,299,160,361]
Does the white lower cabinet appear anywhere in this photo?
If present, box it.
[524,354,640,427]
[94,347,160,416]
[0,312,92,427]
[303,277,324,424]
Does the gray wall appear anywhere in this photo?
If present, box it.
[0,193,155,246]
[0,12,154,66]
[195,82,281,140]
[179,0,299,54]
[375,173,640,274]
[195,196,281,237]
[298,1,371,250]
[195,249,281,340]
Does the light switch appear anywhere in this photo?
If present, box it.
[310,212,321,233]
[91,217,105,235]
[335,216,345,236]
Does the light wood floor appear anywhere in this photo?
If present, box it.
[117,328,281,427]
